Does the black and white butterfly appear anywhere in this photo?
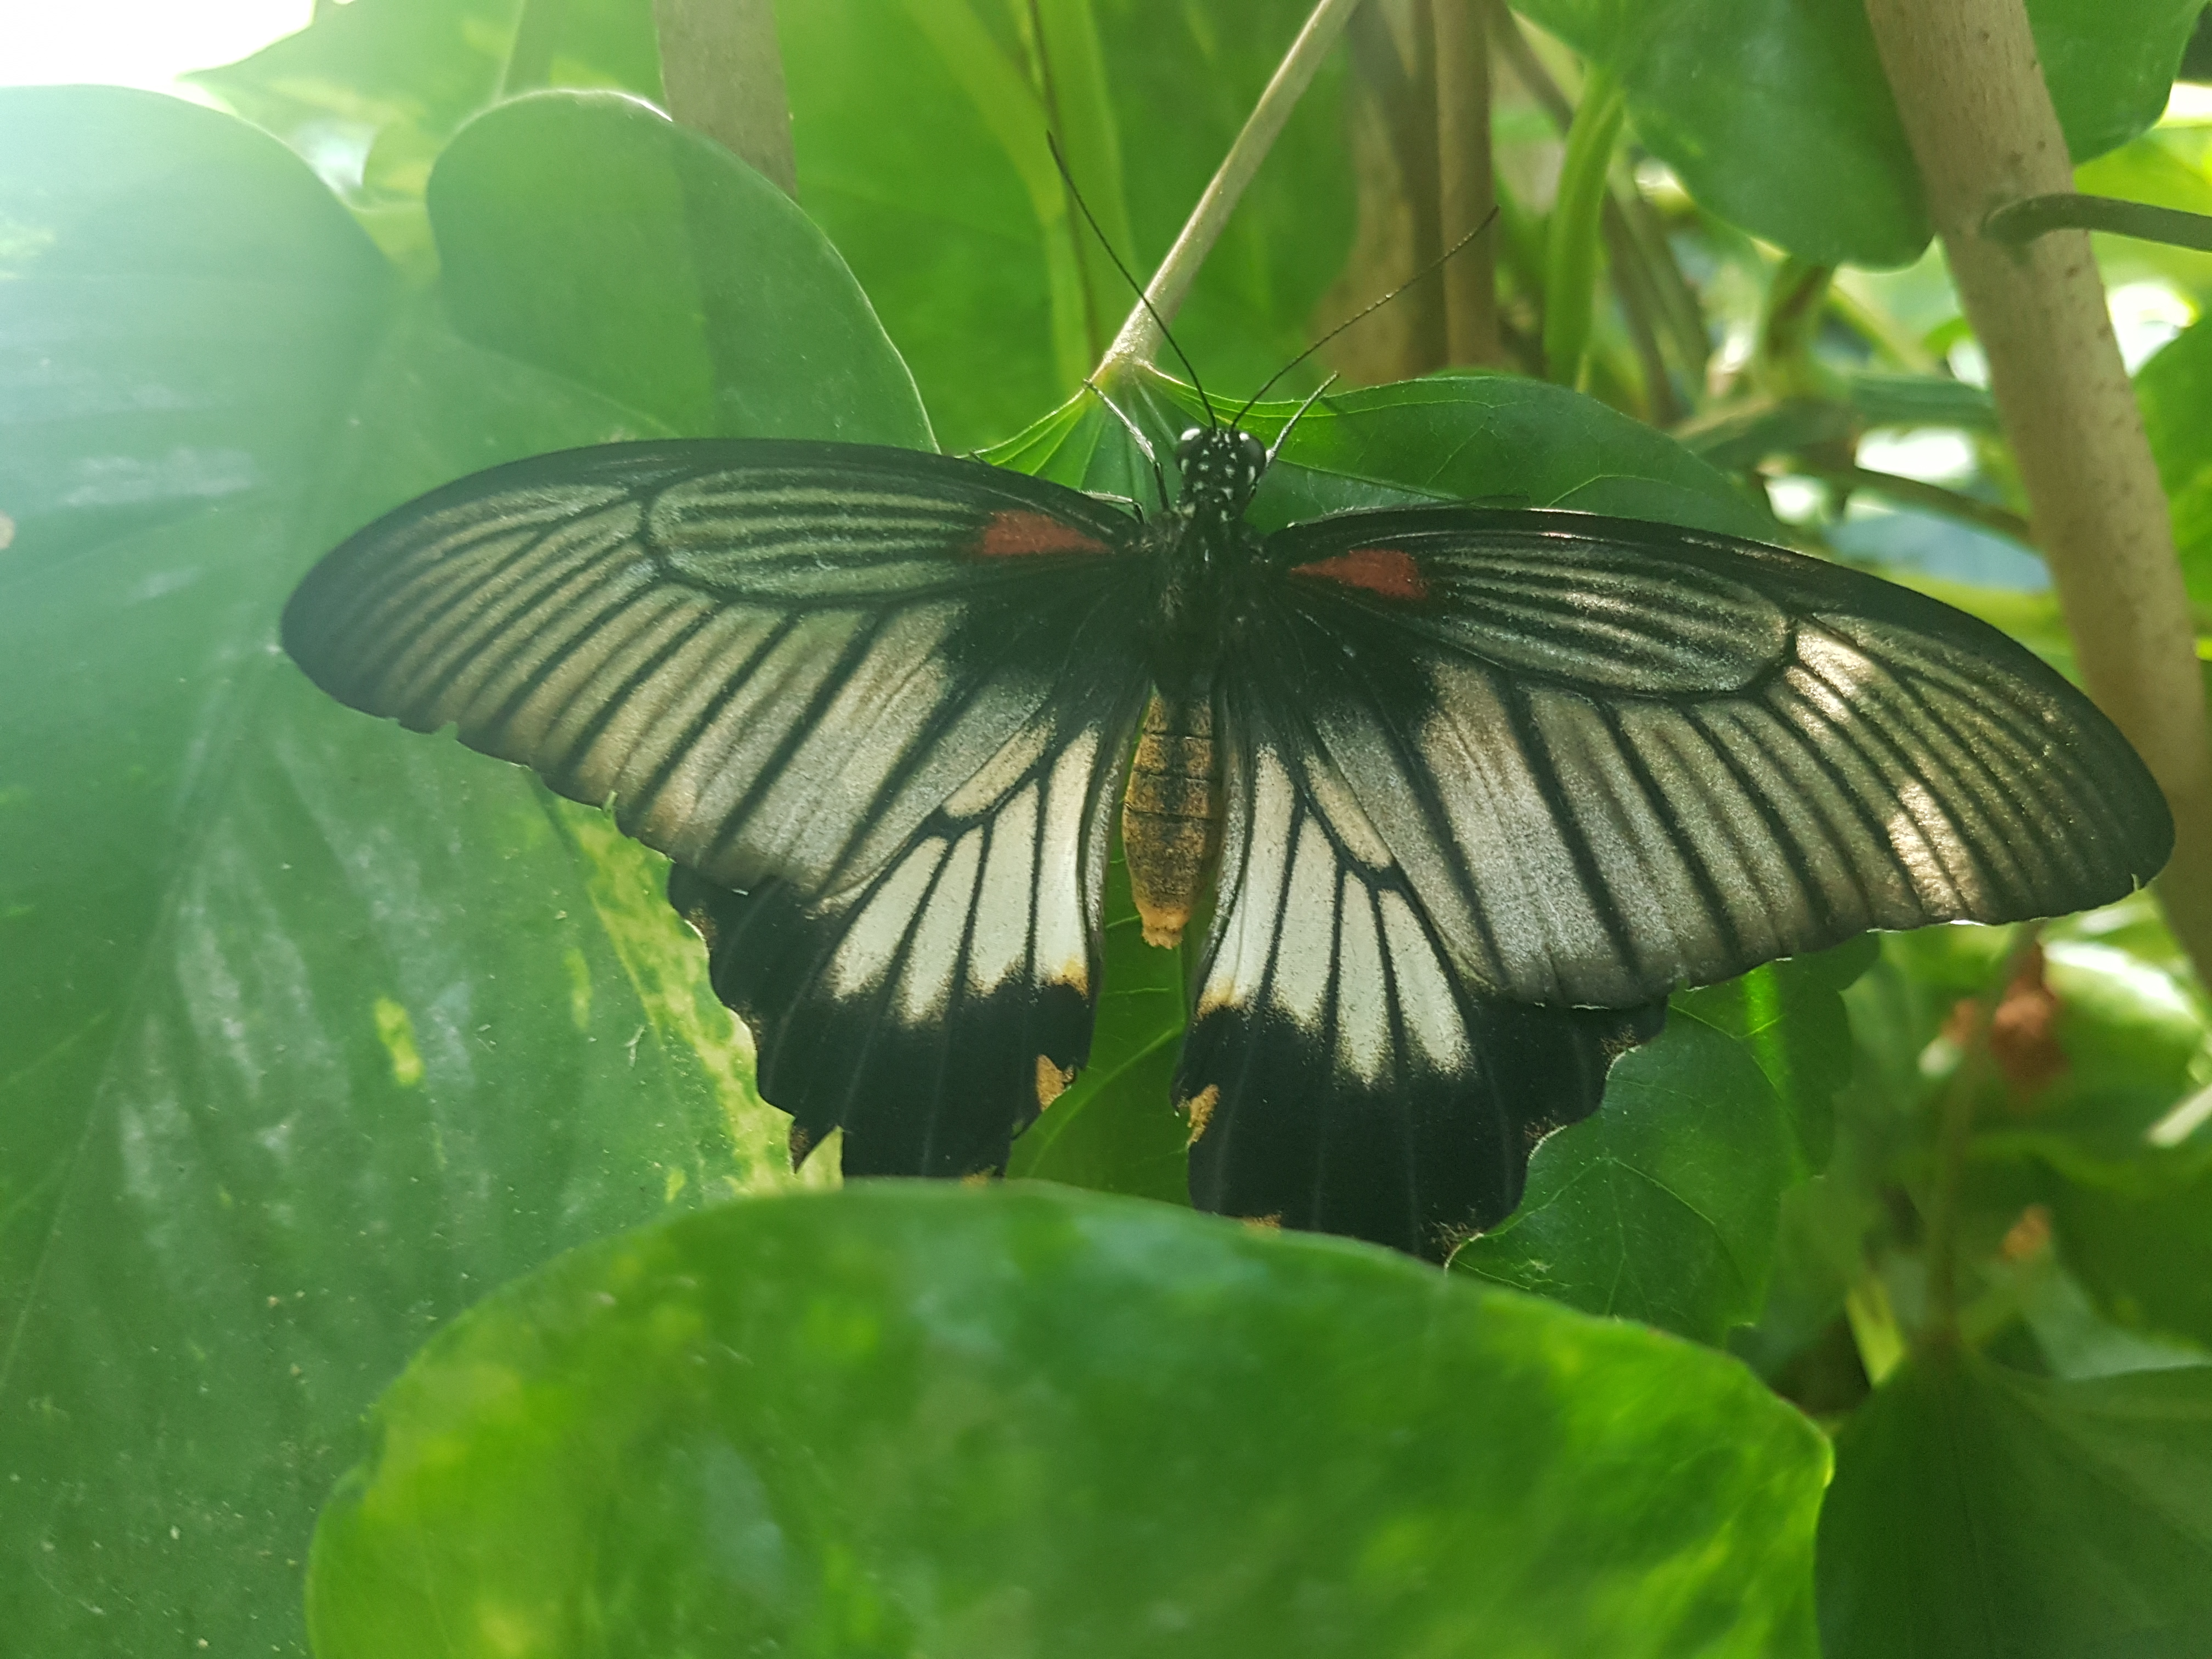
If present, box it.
[282,416,2171,1259]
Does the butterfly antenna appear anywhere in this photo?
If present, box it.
[1263,372,1339,467]
[1233,206,1502,428]
[1047,133,1216,430]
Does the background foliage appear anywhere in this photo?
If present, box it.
[3,2,2211,1654]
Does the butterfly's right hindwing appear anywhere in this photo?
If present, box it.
[672,652,1144,1177]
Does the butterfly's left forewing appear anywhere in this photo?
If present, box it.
[284,438,1153,1175]
[1251,506,2171,1009]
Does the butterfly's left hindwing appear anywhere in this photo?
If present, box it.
[1181,674,1663,1259]
[284,438,1153,1176]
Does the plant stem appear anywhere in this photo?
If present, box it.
[1435,0,1499,365]
[1615,188,1708,383]
[1754,259,1841,402]
[1607,211,1681,424]
[1986,191,2212,253]
[1920,927,2041,1350]
[500,0,569,97]
[1097,0,1364,380]
[1334,0,1449,380]
[1542,63,1624,386]
[1862,0,2212,986]
[651,0,797,196]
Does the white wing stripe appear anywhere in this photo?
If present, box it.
[968,787,1039,995]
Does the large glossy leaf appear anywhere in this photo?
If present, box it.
[430,90,930,443]
[308,1183,1829,1658]
[1515,0,2203,268]
[0,86,920,1656]
[1819,1349,2212,1657]
[187,0,662,198]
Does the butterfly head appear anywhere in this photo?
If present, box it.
[1175,426,1267,523]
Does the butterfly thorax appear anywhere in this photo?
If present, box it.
[1122,426,1266,951]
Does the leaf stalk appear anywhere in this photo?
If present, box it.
[1541,63,1624,387]
[1985,191,2212,253]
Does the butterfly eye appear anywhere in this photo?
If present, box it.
[1176,428,1205,465]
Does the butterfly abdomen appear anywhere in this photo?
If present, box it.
[1122,691,1222,949]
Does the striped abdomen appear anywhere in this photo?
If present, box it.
[1122,691,1221,949]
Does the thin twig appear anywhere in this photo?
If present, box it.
[1098,0,1365,379]
[1986,192,2212,252]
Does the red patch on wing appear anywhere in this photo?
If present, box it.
[1290,547,1429,601]
[973,510,1111,558]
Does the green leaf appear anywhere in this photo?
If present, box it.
[1676,935,1881,1169]
[1516,0,2203,268]
[1445,935,1873,1354]
[307,1183,1829,1658]
[430,91,930,445]
[1006,847,1191,1205]
[1449,943,1871,1347]
[2047,1152,2212,1350]
[0,86,911,1655]
[1819,1350,2212,1657]
[1235,370,1778,538]
[2138,312,2212,612]
[1451,1013,1797,1344]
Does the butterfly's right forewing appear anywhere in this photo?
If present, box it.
[284,440,1150,901]
[284,438,1155,1176]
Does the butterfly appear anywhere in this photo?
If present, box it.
[281,411,2172,1259]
